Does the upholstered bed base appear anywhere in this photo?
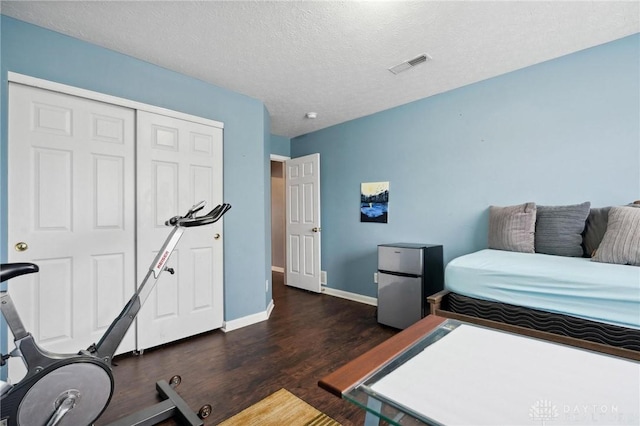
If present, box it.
[428,290,640,360]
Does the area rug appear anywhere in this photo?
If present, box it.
[218,388,341,426]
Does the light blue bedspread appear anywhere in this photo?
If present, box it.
[445,249,640,330]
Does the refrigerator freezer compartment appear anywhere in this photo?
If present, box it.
[377,245,423,276]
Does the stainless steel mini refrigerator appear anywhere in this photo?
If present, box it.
[377,243,443,329]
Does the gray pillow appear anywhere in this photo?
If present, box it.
[582,207,611,257]
[488,202,536,253]
[535,202,590,257]
[592,206,640,266]
[582,202,640,257]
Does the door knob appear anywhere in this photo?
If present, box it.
[214,233,221,240]
[15,242,28,252]
[312,227,321,233]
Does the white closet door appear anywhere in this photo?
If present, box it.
[136,111,224,350]
[7,83,136,381]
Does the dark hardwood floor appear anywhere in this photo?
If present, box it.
[97,272,398,425]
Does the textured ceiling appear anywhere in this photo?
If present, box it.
[1,1,638,138]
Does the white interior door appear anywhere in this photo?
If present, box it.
[136,111,224,350]
[7,83,136,381]
[285,154,321,292]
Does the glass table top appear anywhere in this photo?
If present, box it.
[343,319,459,425]
[341,318,640,426]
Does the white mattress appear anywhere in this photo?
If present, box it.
[445,249,640,330]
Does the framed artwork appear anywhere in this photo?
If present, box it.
[361,181,389,223]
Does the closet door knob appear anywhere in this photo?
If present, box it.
[15,242,28,252]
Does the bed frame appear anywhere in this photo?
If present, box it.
[428,290,640,361]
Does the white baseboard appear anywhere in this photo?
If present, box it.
[222,299,275,332]
[221,288,375,332]
[266,298,275,317]
[321,286,377,306]
[271,266,284,273]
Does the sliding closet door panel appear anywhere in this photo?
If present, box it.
[7,83,136,381]
[136,111,223,350]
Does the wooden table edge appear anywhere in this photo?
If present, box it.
[318,315,447,397]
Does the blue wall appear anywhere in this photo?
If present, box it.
[271,134,291,157]
[0,16,271,323]
[1,16,638,324]
[292,34,640,298]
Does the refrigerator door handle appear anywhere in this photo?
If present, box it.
[378,270,421,278]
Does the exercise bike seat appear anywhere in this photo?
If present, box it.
[0,263,39,283]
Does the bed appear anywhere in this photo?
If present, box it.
[428,202,640,358]
[445,249,639,329]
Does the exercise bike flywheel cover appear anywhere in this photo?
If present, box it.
[17,359,113,426]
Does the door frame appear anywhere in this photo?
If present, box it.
[7,72,223,129]
[270,154,289,280]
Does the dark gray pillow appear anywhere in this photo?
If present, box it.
[488,202,536,253]
[535,202,590,257]
[592,206,640,266]
[582,207,611,257]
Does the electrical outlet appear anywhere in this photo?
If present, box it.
[374,272,378,283]
[265,279,269,292]
[320,271,327,285]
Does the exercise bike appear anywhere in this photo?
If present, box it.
[0,201,231,426]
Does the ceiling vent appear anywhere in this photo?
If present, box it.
[389,54,432,75]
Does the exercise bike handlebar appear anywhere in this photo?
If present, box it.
[165,202,232,227]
